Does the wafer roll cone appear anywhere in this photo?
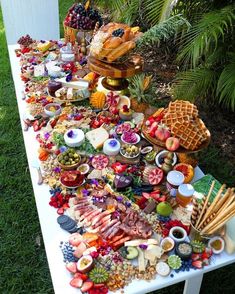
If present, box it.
[200,213,216,229]
[191,198,198,225]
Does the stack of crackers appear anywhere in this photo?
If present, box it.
[161,100,210,150]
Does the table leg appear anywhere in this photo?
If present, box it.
[183,274,203,294]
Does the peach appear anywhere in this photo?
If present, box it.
[166,137,180,151]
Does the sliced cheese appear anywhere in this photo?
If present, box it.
[125,238,159,247]
[144,245,163,260]
[85,127,109,149]
[56,77,89,90]
[137,248,146,272]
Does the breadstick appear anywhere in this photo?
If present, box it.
[200,213,216,229]
[213,188,232,213]
[206,210,235,235]
[216,194,235,216]
[197,184,226,229]
[201,200,235,234]
[195,181,215,229]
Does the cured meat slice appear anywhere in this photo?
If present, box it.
[108,232,125,244]
[91,189,109,198]
[91,210,112,226]
[107,224,122,239]
[91,155,109,170]
[112,236,132,247]
[92,214,111,229]
[148,168,164,185]
[100,219,118,233]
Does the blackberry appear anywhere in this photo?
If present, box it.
[112,28,124,37]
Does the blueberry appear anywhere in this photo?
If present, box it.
[182,268,186,271]
[175,269,180,273]
[186,268,190,271]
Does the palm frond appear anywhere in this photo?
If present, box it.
[145,0,178,25]
[93,0,126,12]
[172,68,218,101]
[177,5,235,67]
[216,53,235,111]
[121,0,141,25]
[137,15,190,47]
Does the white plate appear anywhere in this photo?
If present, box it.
[121,133,140,145]
[155,150,177,168]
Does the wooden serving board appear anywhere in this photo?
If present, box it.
[88,55,143,78]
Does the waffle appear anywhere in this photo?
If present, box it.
[193,118,209,142]
[162,112,191,129]
[168,100,198,117]
[171,121,204,150]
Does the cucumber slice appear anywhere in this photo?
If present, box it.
[167,255,182,269]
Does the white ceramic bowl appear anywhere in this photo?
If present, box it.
[160,237,175,252]
[44,103,61,117]
[121,133,140,145]
[208,237,225,254]
[169,226,187,243]
[155,150,177,168]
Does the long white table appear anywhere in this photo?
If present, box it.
[8,44,235,294]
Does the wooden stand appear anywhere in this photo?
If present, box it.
[87,55,143,90]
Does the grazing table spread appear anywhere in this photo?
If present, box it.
[8,17,235,294]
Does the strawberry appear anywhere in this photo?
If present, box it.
[191,253,200,261]
[70,277,83,288]
[57,207,64,215]
[74,273,88,281]
[66,262,77,274]
[201,251,210,259]
[202,258,210,266]
[93,284,105,288]
[205,247,213,257]
[192,260,203,269]
[81,281,94,292]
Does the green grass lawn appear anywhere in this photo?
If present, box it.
[0,1,234,293]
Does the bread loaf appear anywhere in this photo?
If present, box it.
[107,41,135,62]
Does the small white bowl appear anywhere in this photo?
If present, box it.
[169,226,187,243]
[155,150,177,168]
[160,237,175,252]
[44,103,61,117]
[121,133,140,145]
[208,237,225,254]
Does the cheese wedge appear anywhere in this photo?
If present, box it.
[85,127,109,149]
[37,41,52,52]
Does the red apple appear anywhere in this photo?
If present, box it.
[155,125,171,141]
[165,137,180,151]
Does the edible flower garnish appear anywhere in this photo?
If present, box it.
[67,130,74,138]
[108,139,117,147]
[139,244,148,250]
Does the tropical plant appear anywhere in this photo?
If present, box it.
[172,4,235,111]
[137,14,190,47]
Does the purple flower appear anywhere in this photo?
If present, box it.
[108,139,117,147]
[139,244,148,250]
[116,196,123,202]
[53,167,61,173]
[67,130,74,138]
[59,146,67,153]
[79,57,87,66]
[66,73,73,82]
[44,132,50,140]
[125,201,131,207]
[82,189,90,196]
[91,179,99,186]
[112,211,120,218]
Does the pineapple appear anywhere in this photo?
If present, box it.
[128,73,157,113]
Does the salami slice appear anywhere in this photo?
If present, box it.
[91,154,109,170]
[148,168,164,185]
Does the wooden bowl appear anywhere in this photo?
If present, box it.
[57,153,81,170]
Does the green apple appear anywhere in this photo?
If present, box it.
[157,202,173,217]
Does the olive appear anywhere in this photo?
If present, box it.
[61,160,65,164]
[73,153,78,158]
[64,156,69,160]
